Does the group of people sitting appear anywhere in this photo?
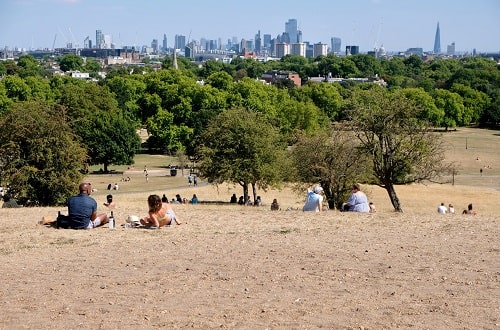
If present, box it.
[437,202,476,215]
[302,183,375,213]
[41,182,182,229]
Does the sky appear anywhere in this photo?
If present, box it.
[1,0,499,53]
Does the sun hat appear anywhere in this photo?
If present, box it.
[314,186,323,194]
[127,215,140,223]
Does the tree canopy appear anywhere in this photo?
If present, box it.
[197,108,291,203]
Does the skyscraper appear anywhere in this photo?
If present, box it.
[96,29,103,49]
[162,34,168,51]
[285,19,298,44]
[433,22,441,54]
[331,37,341,54]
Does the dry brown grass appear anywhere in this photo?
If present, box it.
[0,127,498,329]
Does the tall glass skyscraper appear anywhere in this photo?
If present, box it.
[433,22,441,54]
[285,19,298,44]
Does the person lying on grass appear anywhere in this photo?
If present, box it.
[140,194,181,228]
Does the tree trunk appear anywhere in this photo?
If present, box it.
[242,182,249,206]
[385,183,403,212]
[251,183,257,204]
[104,162,109,173]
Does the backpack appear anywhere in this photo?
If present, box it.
[56,212,71,229]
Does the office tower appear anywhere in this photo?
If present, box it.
[104,34,112,49]
[162,34,168,51]
[433,22,441,54]
[151,39,158,52]
[331,37,341,53]
[346,45,359,55]
[96,29,103,49]
[314,42,328,57]
[447,42,455,56]
[291,43,306,57]
[263,34,271,49]
[84,36,90,49]
[285,19,298,43]
[297,30,302,43]
[175,35,186,49]
[275,43,290,58]
[255,30,261,53]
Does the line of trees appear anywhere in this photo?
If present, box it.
[0,53,497,208]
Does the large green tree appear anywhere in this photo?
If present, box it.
[291,128,371,210]
[57,83,140,172]
[346,86,453,212]
[0,101,86,206]
[197,108,290,203]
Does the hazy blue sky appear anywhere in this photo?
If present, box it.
[1,0,499,53]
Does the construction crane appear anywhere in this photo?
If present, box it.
[52,34,57,50]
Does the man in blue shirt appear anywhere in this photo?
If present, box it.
[302,186,324,212]
[68,183,109,229]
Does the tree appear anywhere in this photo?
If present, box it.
[17,55,42,78]
[57,83,141,172]
[346,86,453,212]
[197,108,290,203]
[0,101,86,206]
[291,128,371,210]
[59,54,83,72]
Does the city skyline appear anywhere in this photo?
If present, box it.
[1,0,499,53]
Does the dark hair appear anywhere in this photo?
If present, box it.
[106,194,113,202]
[148,194,162,212]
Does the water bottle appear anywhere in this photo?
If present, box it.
[109,211,114,229]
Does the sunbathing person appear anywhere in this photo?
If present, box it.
[140,194,181,227]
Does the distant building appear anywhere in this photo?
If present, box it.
[313,42,328,58]
[433,22,441,54]
[291,42,306,57]
[275,43,290,58]
[175,35,186,49]
[162,34,168,51]
[261,70,301,87]
[96,30,104,49]
[331,37,341,53]
[447,42,455,56]
[151,39,158,53]
[285,19,298,43]
[406,47,424,56]
[346,45,359,55]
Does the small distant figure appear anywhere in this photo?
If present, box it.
[104,194,116,209]
[237,196,245,205]
[246,196,253,206]
[480,168,483,176]
[145,173,149,183]
[2,194,21,208]
[161,194,168,203]
[230,194,237,204]
[342,184,369,213]
[193,175,198,186]
[255,196,262,206]
[270,198,280,211]
[369,202,376,213]
[303,186,324,212]
[113,183,119,190]
[448,204,455,214]
[107,183,112,190]
[437,202,448,214]
[462,203,477,215]
[144,165,148,174]
[175,194,182,204]
[188,174,193,186]
[190,194,198,204]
